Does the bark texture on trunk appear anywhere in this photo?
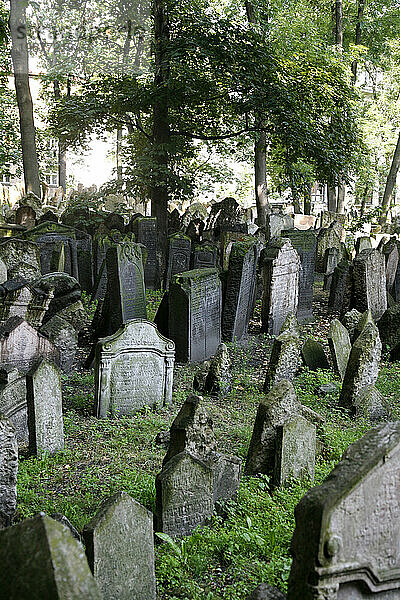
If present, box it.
[9,0,41,198]
[380,131,400,223]
[327,185,337,212]
[337,176,345,213]
[351,0,366,83]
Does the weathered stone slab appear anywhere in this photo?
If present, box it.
[0,317,59,374]
[40,315,77,373]
[203,343,232,397]
[266,211,293,239]
[131,217,159,289]
[0,513,102,599]
[261,238,300,335]
[169,268,222,362]
[316,226,343,272]
[222,239,258,342]
[95,319,175,418]
[377,303,400,350]
[156,451,213,537]
[342,308,362,342]
[339,322,382,417]
[328,319,351,379]
[382,238,399,293]
[0,415,17,528]
[351,248,387,320]
[264,332,302,391]
[355,235,372,253]
[247,583,286,599]
[0,369,27,444]
[191,242,218,270]
[274,415,316,487]
[83,492,156,600]
[0,238,41,281]
[281,230,316,321]
[328,260,351,314]
[288,422,400,600]
[165,233,191,288]
[302,340,330,370]
[0,279,52,329]
[26,360,64,455]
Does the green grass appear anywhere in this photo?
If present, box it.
[15,290,400,599]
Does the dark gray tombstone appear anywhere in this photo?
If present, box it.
[168,268,222,362]
[0,514,102,599]
[355,235,373,254]
[165,233,191,289]
[316,225,343,273]
[323,247,340,291]
[191,242,218,270]
[328,260,352,315]
[156,451,213,537]
[261,238,300,335]
[131,217,159,289]
[83,492,156,600]
[382,238,399,293]
[301,340,330,370]
[288,422,400,600]
[351,248,387,320]
[281,230,317,321]
[222,239,258,342]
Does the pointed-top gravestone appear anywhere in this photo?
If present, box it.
[26,359,64,455]
[281,229,317,321]
[328,319,351,380]
[0,514,102,599]
[288,422,400,600]
[351,248,387,320]
[83,492,156,600]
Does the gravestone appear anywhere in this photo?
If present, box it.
[377,303,400,351]
[288,421,400,600]
[0,279,53,329]
[302,340,330,370]
[0,415,18,528]
[168,268,222,362]
[351,248,387,320]
[281,230,317,321]
[261,239,300,335]
[83,492,156,600]
[339,323,383,418]
[0,513,102,599]
[131,217,159,289]
[0,317,58,374]
[36,272,82,324]
[355,235,373,253]
[203,343,232,397]
[0,369,27,444]
[266,211,294,239]
[247,583,286,600]
[382,238,399,293]
[353,308,374,341]
[323,247,340,291]
[99,242,147,337]
[264,330,302,391]
[40,315,77,373]
[156,451,213,537]
[328,260,351,314]
[186,218,205,243]
[245,380,301,476]
[0,238,41,281]
[274,415,316,487]
[92,232,123,302]
[16,205,36,229]
[165,233,191,288]
[316,225,343,273]
[222,239,258,342]
[191,242,218,270]
[95,320,175,418]
[220,231,251,270]
[328,319,351,379]
[26,360,64,455]
[342,308,362,342]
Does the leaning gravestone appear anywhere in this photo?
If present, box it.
[274,415,316,487]
[131,216,159,289]
[301,340,330,370]
[156,451,213,537]
[0,279,53,329]
[316,226,342,273]
[83,492,156,600]
[342,308,362,342]
[0,514,102,599]
[165,233,191,289]
[355,235,373,254]
[0,316,58,374]
[100,241,147,337]
[40,315,77,373]
[168,268,222,362]
[328,259,351,314]
[264,329,302,391]
[0,415,18,528]
[288,421,400,600]
[328,319,351,380]
[0,368,27,444]
[26,360,64,455]
[323,247,340,291]
[351,248,387,320]
[261,239,300,335]
[382,238,399,293]
[0,238,41,281]
[281,230,317,321]
[95,320,175,418]
[222,239,258,342]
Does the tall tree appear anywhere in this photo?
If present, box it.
[9,0,41,198]
[380,131,400,222]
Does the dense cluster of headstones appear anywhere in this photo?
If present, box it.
[0,196,399,598]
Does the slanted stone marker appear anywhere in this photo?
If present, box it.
[328,259,351,314]
[168,268,222,362]
[274,415,316,487]
[261,238,300,335]
[351,248,387,321]
[95,319,175,418]
[288,421,400,600]
[0,513,102,599]
[281,230,317,321]
[247,583,286,599]
[0,368,27,444]
[83,491,156,600]
[328,319,351,380]
[0,237,41,281]
[26,359,64,455]
[131,216,159,289]
[301,340,330,370]
[165,233,191,288]
[156,451,213,537]
[222,239,258,342]
[0,415,18,528]
[264,314,302,391]
[40,315,77,373]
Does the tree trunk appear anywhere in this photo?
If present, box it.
[337,176,345,213]
[327,185,336,211]
[152,0,170,265]
[9,0,41,198]
[351,0,366,83]
[53,80,67,191]
[360,183,368,217]
[254,130,269,227]
[380,131,400,224]
[335,0,343,46]
[304,184,312,215]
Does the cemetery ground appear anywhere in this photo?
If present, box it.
[14,284,400,600]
